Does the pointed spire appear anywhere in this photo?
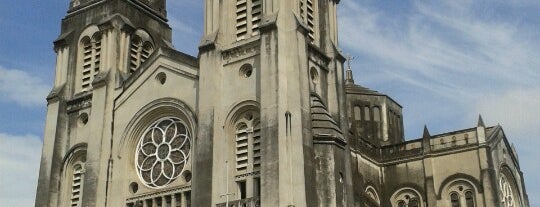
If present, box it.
[477,114,485,127]
[422,125,431,139]
[345,55,355,85]
[422,125,431,153]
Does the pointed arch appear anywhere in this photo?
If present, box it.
[129,29,155,73]
[77,25,102,92]
[59,143,88,207]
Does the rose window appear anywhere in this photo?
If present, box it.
[136,117,191,188]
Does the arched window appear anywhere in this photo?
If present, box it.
[60,145,87,207]
[353,106,361,121]
[365,186,380,205]
[363,106,371,121]
[451,192,460,207]
[500,171,521,207]
[373,107,381,122]
[70,163,84,207]
[465,191,475,207]
[79,32,102,92]
[233,112,261,200]
[443,179,477,207]
[391,188,423,207]
[235,113,261,172]
[409,198,419,207]
[129,30,155,73]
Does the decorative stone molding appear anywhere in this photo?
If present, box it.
[46,84,66,103]
[199,32,218,52]
[98,14,135,32]
[259,13,278,32]
[125,185,191,202]
[221,41,261,65]
[67,93,93,113]
[235,171,261,180]
[53,31,74,52]
[91,70,110,88]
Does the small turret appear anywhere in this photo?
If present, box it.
[345,64,404,146]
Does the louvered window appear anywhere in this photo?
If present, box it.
[235,123,249,171]
[236,0,263,41]
[80,35,101,92]
[299,0,316,42]
[129,35,154,73]
[70,164,84,207]
[234,115,261,172]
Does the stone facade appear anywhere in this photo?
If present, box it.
[36,0,529,206]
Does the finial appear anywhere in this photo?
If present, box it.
[422,125,431,139]
[477,114,485,127]
[345,55,355,85]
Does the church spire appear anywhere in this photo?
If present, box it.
[345,55,355,85]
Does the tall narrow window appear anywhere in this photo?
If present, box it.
[129,31,154,73]
[252,120,261,171]
[299,0,316,41]
[451,192,460,207]
[465,191,475,207]
[235,123,249,171]
[409,198,419,207]
[237,181,247,199]
[500,174,517,207]
[251,0,262,36]
[70,164,84,207]
[236,0,262,41]
[373,107,381,122]
[363,106,371,121]
[353,106,361,121]
[233,112,261,200]
[80,34,102,92]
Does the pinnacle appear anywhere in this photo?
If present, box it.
[477,114,486,127]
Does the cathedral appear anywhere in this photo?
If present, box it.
[35,0,530,206]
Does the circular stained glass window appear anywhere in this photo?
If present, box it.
[135,117,191,188]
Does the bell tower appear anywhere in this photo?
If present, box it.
[35,0,172,206]
[193,0,353,206]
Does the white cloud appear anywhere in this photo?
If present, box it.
[338,1,540,204]
[0,66,50,107]
[339,0,540,103]
[0,133,42,206]
[474,88,540,136]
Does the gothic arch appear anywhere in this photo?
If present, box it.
[437,173,484,199]
[119,98,197,156]
[128,29,155,72]
[117,98,197,193]
[365,185,381,205]
[59,143,87,207]
[499,165,523,207]
[390,185,424,207]
[440,178,479,207]
[223,100,262,199]
[76,25,103,92]
[224,100,260,130]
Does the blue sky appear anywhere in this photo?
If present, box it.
[0,0,538,206]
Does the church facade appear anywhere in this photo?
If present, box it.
[35,0,529,207]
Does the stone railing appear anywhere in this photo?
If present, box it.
[216,197,260,207]
[125,186,191,207]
